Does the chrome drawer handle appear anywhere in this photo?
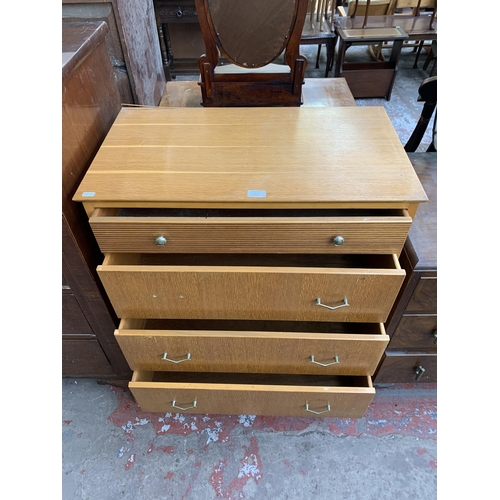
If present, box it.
[305,403,331,415]
[316,297,349,311]
[310,355,339,367]
[162,352,191,363]
[172,399,197,411]
[332,235,344,246]
[415,365,426,381]
[155,236,167,246]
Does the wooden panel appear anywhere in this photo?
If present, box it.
[62,22,130,378]
[113,0,166,105]
[90,208,412,254]
[115,319,389,375]
[406,153,436,270]
[389,315,437,350]
[72,107,428,208]
[405,277,436,313]
[341,68,395,99]
[63,339,115,377]
[97,253,405,322]
[374,351,437,383]
[62,294,94,335]
[129,371,375,417]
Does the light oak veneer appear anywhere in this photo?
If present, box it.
[73,107,427,209]
[129,370,375,417]
[115,318,389,375]
[90,207,412,254]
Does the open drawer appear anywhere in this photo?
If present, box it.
[89,207,412,254]
[129,371,375,418]
[97,253,405,322]
[115,319,389,376]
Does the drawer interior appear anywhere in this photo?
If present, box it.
[120,318,385,335]
[104,208,409,219]
[134,370,373,388]
[104,253,400,269]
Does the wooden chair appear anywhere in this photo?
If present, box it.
[337,0,397,61]
[404,76,436,152]
[195,0,309,107]
[389,0,437,68]
[301,0,338,77]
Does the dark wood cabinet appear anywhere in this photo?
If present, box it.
[62,21,131,379]
[62,0,166,105]
[374,153,437,384]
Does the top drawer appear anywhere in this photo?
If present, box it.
[89,208,412,254]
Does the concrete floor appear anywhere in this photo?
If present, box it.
[62,379,437,500]
[62,46,438,499]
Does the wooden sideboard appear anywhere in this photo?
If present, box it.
[62,21,131,380]
[62,0,166,105]
[73,106,427,417]
[374,152,437,383]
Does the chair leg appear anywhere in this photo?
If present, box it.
[413,40,425,68]
[316,44,322,69]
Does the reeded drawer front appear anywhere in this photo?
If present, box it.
[129,370,375,418]
[90,208,411,254]
[115,319,389,375]
[98,253,405,322]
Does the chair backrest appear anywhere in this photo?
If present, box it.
[195,0,309,107]
[338,0,395,28]
[308,0,334,31]
[404,76,437,152]
[390,0,436,15]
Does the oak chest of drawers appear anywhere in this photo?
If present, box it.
[74,106,427,417]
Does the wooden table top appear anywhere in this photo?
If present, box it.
[73,106,427,209]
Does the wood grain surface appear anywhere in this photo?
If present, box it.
[73,107,427,208]
[129,370,375,417]
[115,318,389,375]
[97,253,405,322]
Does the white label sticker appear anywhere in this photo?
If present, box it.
[82,192,96,197]
[247,190,266,198]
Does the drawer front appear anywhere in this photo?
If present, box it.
[129,371,375,418]
[406,277,437,314]
[115,320,389,376]
[90,208,411,254]
[156,0,197,23]
[389,315,437,350]
[374,352,437,383]
[97,254,405,322]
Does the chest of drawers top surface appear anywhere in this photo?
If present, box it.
[73,107,427,208]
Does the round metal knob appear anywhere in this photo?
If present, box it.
[332,236,344,246]
[155,236,167,246]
